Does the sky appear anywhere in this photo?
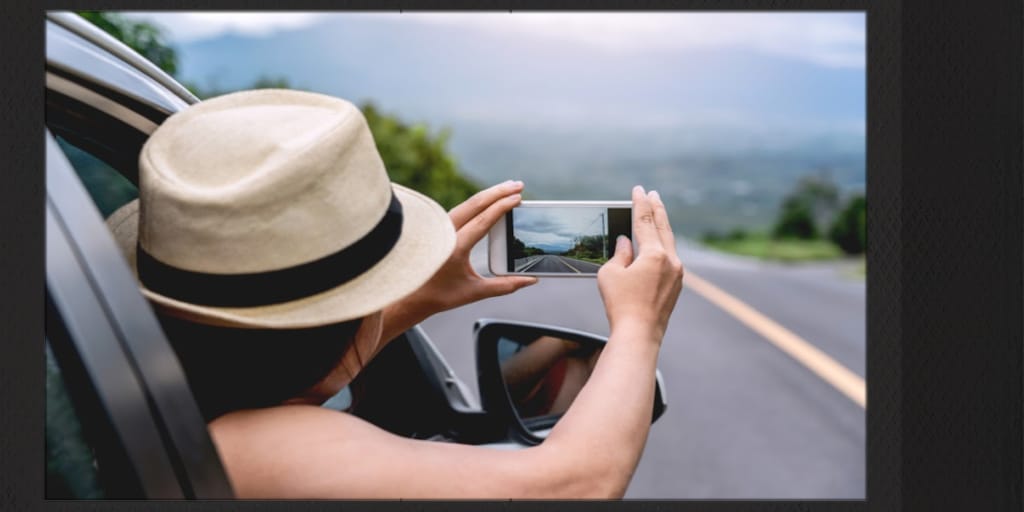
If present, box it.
[111,11,866,234]
[121,11,866,141]
[513,207,608,251]
[123,11,864,70]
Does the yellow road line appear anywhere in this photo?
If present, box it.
[684,272,866,409]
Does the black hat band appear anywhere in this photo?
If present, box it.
[137,191,404,308]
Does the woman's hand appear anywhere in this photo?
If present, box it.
[597,186,684,344]
[419,180,540,310]
[378,181,538,345]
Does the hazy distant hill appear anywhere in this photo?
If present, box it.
[176,15,865,236]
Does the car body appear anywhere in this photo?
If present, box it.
[44,11,665,499]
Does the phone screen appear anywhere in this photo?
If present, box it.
[506,206,632,274]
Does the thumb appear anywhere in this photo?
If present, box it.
[483,275,539,298]
[606,235,634,267]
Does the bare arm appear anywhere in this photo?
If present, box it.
[209,186,683,499]
[543,187,684,496]
[210,404,611,499]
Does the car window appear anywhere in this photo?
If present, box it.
[45,78,157,218]
[45,340,104,499]
[53,135,138,218]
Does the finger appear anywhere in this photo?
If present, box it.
[648,190,677,259]
[448,180,524,229]
[605,235,634,268]
[632,185,663,252]
[480,275,539,298]
[455,193,522,254]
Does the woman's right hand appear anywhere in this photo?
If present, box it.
[597,186,684,344]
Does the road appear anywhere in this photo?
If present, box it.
[419,239,865,499]
[518,254,602,273]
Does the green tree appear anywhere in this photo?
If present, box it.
[510,236,528,260]
[361,102,479,210]
[77,11,178,77]
[773,196,819,240]
[566,234,607,260]
[701,230,722,243]
[793,171,841,228]
[829,195,866,254]
[772,172,840,240]
[727,227,748,241]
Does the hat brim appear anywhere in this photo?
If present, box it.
[106,184,456,329]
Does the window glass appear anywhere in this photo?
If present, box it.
[46,341,104,499]
[322,385,353,411]
[53,135,138,218]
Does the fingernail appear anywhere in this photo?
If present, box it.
[634,185,645,195]
[502,179,515,186]
[650,190,660,201]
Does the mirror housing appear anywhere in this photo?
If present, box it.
[475,318,667,446]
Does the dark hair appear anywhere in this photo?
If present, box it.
[156,313,362,422]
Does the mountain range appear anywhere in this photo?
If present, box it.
[174,15,865,236]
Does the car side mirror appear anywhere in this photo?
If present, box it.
[475,319,667,445]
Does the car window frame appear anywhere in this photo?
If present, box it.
[47,131,185,498]
[47,129,235,499]
[45,17,233,498]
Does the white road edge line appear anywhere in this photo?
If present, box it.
[684,271,867,409]
[518,256,543,272]
[559,257,583,274]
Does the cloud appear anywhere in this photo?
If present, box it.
[121,11,863,69]
[403,12,864,68]
[514,229,574,250]
[513,207,608,248]
[121,12,323,42]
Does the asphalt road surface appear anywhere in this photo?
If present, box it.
[519,254,603,273]
[419,239,865,499]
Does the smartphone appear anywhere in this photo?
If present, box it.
[488,201,633,276]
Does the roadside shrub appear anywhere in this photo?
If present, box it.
[772,197,818,240]
[727,228,748,241]
[362,103,480,210]
[702,231,722,243]
[829,195,866,254]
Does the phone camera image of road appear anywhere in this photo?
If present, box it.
[508,207,631,274]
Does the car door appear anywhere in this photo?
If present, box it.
[46,129,234,499]
[44,13,230,499]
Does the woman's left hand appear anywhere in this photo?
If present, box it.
[378,181,538,345]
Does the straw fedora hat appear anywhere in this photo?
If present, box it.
[106,89,456,329]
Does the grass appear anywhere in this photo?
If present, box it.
[703,232,846,262]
